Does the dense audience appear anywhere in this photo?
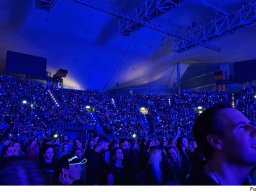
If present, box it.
[0,73,255,185]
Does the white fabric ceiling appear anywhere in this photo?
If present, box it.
[0,0,255,90]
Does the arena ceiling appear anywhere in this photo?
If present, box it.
[0,0,255,90]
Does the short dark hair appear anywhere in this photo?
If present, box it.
[192,103,232,159]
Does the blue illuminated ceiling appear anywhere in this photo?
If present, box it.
[0,0,255,90]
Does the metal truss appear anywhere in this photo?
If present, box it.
[73,0,220,52]
[200,0,228,16]
[175,0,256,52]
[35,0,57,11]
[119,0,184,36]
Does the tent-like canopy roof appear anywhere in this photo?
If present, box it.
[0,0,255,90]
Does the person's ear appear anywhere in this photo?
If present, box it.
[206,133,223,151]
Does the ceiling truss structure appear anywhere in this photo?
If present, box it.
[72,0,221,52]
[35,0,256,52]
[175,0,256,52]
[200,0,228,16]
[119,0,184,36]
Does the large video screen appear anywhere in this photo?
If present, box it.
[6,51,47,77]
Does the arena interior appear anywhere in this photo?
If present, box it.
[0,0,256,186]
